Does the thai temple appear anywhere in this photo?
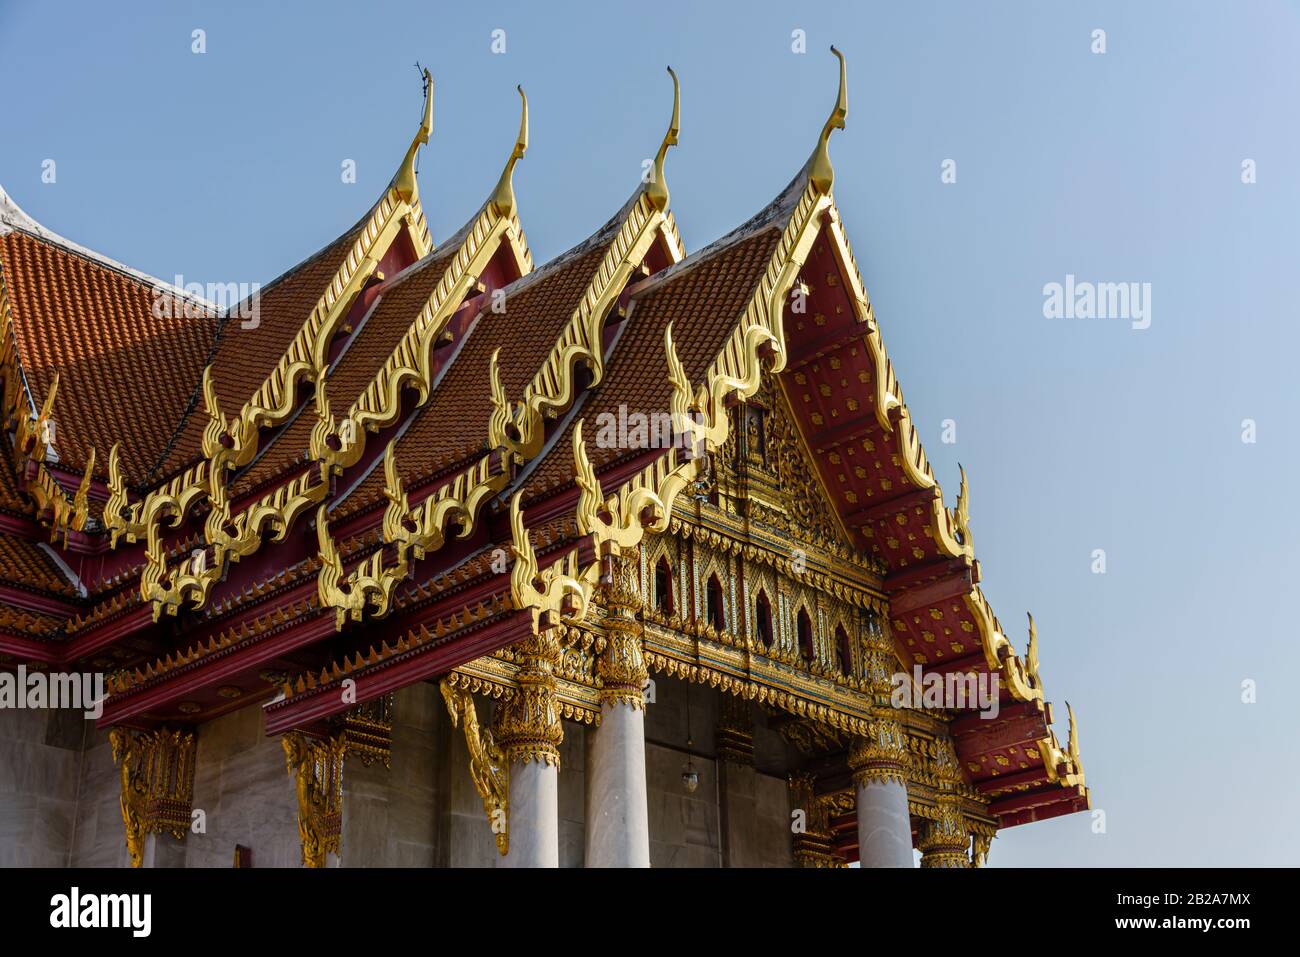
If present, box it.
[0,52,1087,868]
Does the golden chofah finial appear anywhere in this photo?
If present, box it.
[490,86,529,217]
[1025,612,1040,689]
[646,66,681,211]
[809,45,847,195]
[394,68,434,203]
[1065,702,1082,773]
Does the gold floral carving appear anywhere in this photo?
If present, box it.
[316,71,683,626]
[594,552,649,709]
[143,466,326,620]
[130,71,437,616]
[440,680,510,855]
[491,630,564,768]
[313,89,534,474]
[108,727,196,868]
[788,771,843,868]
[848,715,910,788]
[509,492,598,637]
[281,732,345,868]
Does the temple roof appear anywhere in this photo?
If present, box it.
[0,57,1087,837]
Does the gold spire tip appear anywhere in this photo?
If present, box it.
[491,85,528,217]
[395,68,435,202]
[648,66,680,211]
[809,46,847,195]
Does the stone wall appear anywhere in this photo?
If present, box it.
[341,684,440,867]
[0,708,87,866]
[184,704,299,868]
[2,676,799,869]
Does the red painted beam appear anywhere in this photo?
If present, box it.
[0,582,82,617]
[952,711,1049,758]
[951,700,1044,736]
[988,784,1084,818]
[843,487,936,528]
[975,767,1052,795]
[888,569,975,615]
[263,609,535,734]
[59,606,153,665]
[0,631,59,662]
[97,610,337,726]
[882,557,973,595]
[997,791,1090,828]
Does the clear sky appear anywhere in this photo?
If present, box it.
[2,0,1296,866]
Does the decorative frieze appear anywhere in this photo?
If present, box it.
[108,727,197,868]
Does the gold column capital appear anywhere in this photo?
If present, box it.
[917,796,971,868]
[595,551,649,709]
[492,629,564,766]
[109,726,196,868]
[848,712,909,788]
[282,731,345,868]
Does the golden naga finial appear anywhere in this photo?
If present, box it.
[646,66,681,212]
[952,463,972,548]
[808,46,847,196]
[1025,612,1041,690]
[1065,702,1082,769]
[394,68,435,203]
[490,86,528,217]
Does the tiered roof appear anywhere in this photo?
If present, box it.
[0,54,1086,834]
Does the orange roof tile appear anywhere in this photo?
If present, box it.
[0,530,78,598]
[0,229,218,487]
[336,240,614,519]
[150,222,367,484]
[230,248,454,497]
[520,227,782,501]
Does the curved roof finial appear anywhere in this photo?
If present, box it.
[394,68,434,202]
[647,66,681,212]
[490,86,529,217]
[808,46,847,195]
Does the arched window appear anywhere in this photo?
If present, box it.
[797,608,814,662]
[654,556,674,614]
[754,590,773,647]
[705,574,726,632]
[835,624,851,675]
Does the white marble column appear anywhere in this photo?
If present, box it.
[500,760,560,867]
[584,551,651,867]
[493,628,565,868]
[854,778,913,867]
[848,717,914,868]
[140,832,188,868]
[585,700,650,867]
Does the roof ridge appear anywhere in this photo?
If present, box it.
[0,183,221,313]
[629,165,808,300]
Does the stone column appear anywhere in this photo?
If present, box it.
[585,553,651,867]
[716,693,762,868]
[849,610,914,868]
[109,727,196,868]
[492,627,564,868]
[848,717,913,868]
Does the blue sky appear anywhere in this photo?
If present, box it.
[2,0,1297,866]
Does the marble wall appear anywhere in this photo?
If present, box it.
[184,703,300,868]
[1,676,798,868]
[0,708,87,866]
